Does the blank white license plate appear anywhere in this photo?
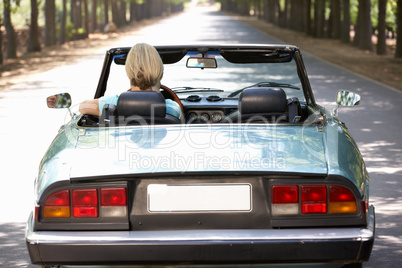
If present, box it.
[147,184,252,212]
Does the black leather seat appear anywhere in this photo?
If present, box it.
[114,91,181,125]
[224,87,289,123]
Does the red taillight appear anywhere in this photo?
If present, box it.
[42,187,128,219]
[301,185,327,214]
[100,187,127,217]
[72,189,98,217]
[45,190,70,206]
[271,185,299,216]
[329,185,357,213]
[43,190,71,218]
[329,185,355,202]
[101,188,127,206]
[272,185,298,203]
[271,184,358,216]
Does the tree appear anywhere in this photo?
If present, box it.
[59,0,67,44]
[313,0,326,38]
[91,0,97,33]
[44,0,56,46]
[0,23,3,64]
[330,0,341,39]
[354,0,373,51]
[83,0,89,38]
[3,0,17,59]
[104,0,110,25]
[28,0,41,52]
[305,0,313,35]
[377,0,388,55]
[289,0,302,31]
[71,0,82,37]
[341,0,351,43]
[396,0,402,58]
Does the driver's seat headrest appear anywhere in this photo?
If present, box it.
[117,91,166,118]
[113,91,181,125]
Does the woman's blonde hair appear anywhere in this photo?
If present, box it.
[125,43,164,90]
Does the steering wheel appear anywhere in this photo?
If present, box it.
[160,84,184,118]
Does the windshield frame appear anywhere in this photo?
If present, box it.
[94,45,316,107]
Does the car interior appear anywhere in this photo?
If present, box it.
[77,46,315,127]
[78,87,305,127]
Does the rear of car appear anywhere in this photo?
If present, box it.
[26,125,374,267]
[26,45,374,267]
[27,174,374,266]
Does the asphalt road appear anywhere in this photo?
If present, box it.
[1,4,401,268]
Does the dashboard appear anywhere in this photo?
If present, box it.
[181,95,238,124]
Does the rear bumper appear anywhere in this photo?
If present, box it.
[26,206,375,266]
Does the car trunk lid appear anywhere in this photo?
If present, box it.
[70,125,328,179]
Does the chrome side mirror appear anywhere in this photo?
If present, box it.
[47,93,73,117]
[332,90,361,117]
[336,90,361,107]
[47,93,72,108]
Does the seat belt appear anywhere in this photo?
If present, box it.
[100,104,117,126]
[287,98,300,123]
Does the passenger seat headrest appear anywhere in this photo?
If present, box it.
[117,91,166,118]
[239,87,287,115]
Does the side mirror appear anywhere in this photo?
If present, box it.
[332,90,361,117]
[47,93,72,109]
[336,90,361,107]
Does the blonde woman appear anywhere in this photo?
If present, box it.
[79,43,181,119]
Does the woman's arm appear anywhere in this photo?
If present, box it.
[79,99,100,116]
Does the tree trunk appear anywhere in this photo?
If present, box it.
[59,0,67,44]
[330,0,341,39]
[28,0,41,52]
[396,0,402,58]
[0,26,3,64]
[314,0,326,38]
[83,0,89,37]
[119,0,127,26]
[267,0,276,24]
[111,0,119,26]
[341,0,351,43]
[3,0,17,59]
[104,0,110,25]
[130,1,136,22]
[355,0,372,50]
[45,0,56,46]
[91,0,97,33]
[72,0,82,31]
[305,0,313,35]
[289,0,300,31]
[377,0,387,55]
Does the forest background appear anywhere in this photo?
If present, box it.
[0,0,401,90]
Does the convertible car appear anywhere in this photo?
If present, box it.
[26,45,375,267]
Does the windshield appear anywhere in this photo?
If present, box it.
[106,52,305,103]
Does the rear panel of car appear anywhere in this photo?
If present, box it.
[33,173,369,231]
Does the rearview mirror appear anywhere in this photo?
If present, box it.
[336,90,361,107]
[186,57,217,69]
[47,93,72,109]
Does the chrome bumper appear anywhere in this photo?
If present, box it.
[26,206,375,266]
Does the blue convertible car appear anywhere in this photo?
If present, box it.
[26,45,374,267]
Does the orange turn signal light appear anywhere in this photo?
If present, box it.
[329,202,357,214]
[43,206,71,218]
